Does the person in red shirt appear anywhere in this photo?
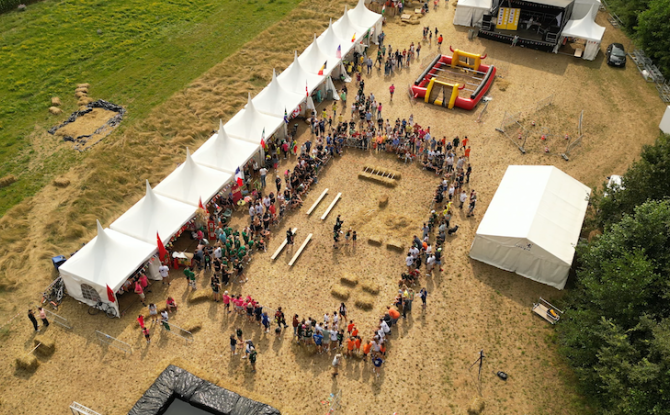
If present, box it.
[347,321,355,335]
[389,84,395,101]
[346,336,355,357]
[464,146,471,158]
[461,136,469,148]
[354,336,362,356]
[387,306,400,325]
[362,340,372,362]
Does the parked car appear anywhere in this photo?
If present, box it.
[606,43,626,67]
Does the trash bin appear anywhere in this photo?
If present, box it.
[326,88,334,100]
[51,255,67,271]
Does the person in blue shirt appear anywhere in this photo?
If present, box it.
[313,331,324,354]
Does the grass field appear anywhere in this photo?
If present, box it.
[0,0,303,216]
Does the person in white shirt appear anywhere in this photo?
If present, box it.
[459,190,468,209]
[332,311,339,329]
[249,205,255,220]
[259,167,268,188]
[405,255,414,272]
[158,264,170,286]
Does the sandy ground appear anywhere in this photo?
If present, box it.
[0,1,667,415]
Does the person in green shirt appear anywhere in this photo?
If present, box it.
[184,267,196,290]
[242,228,250,245]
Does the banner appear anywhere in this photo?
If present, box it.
[497,7,520,30]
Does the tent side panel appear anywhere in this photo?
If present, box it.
[469,236,523,273]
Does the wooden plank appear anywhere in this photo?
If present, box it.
[320,193,342,221]
[306,188,329,215]
[270,228,298,260]
[288,233,312,266]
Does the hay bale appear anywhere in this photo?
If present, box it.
[182,319,203,334]
[340,274,358,287]
[49,106,62,115]
[386,240,404,252]
[467,397,485,415]
[330,284,351,301]
[358,172,398,188]
[15,354,39,372]
[354,293,375,311]
[186,290,210,305]
[0,175,16,188]
[75,91,87,98]
[53,177,70,188]
[78,97,93,106]
[51,97,61,106]
[367,236,383,246]
[33,337,56,357]
[77,83,90,89]
[361,281,380,295]
[378,195,389,207]
[75,87,89,94]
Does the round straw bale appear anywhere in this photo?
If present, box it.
[75,91,87,98]
[49,107,62,115]
[51,97,61,106]
[53,177,70,188]
[77,83,90,89]
[78,97,93,106]
[15,354,39,372]
[330,284,351,301]
[75,87,89,94]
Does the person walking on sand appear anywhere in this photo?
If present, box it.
[148,303,158,323]
[28,309,39,332]
[230,334,238,356]
[134,279,147,306]
[420,288,428,310]
[249,346,258,373]
[143,326,151,344]
[159,263,170,285]
[332,353,342,376]
[137,314,146,329]
[389,84,395,102]
[459,190,467,209]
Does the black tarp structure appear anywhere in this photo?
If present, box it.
[128,365,281,415]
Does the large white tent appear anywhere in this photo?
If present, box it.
[469,166,591,290]
[110,180,196,245]
[333,7,367,56]
[299,35,338,77]
[453,0,493,27]
[559,4,605,60]
[59,221,157,316]
[347,0,383,44]
[253,69,305,118]
[277,51,325,97]
[224,94,285,145]
[154,148,232,207]
[317,19,347,61]
[192,121,260,173]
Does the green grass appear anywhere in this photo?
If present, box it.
[0,0,302,216]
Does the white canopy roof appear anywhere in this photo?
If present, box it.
[317,19,347,60]
[192,120,260,173]
[572,0,601,19]
[562,4,604,41]
[154,148,232,206]
[224,94,285,145]
[110,180,196,244]
[59,221,157,310]
[453,0,492,26]
[530,0,573,8]
[299,35,338,76]
[347,0,382,32]
[253,69,305,117]
[277,51,325,96]
[332,7,367,54]
[469,166,591,290]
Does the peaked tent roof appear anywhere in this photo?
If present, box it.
[154,148,232,206]
[252,69,305,117]
[299,35,338,76]
[277,51,325,96]
[110,180,196,244]
[59,220,157,293]
[193,120,260,173]
[455,0,492,9]
[317,19,347,60]
[347,0,383,29]
[561,4,605,41]
[332,6,367,55]
[224,94,285,144]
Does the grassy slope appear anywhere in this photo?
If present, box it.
[0,0,302,216]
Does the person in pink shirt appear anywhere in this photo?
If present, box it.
[222,291,231,314]
[137,314,146,329]
[389,84,395,101]
[139,273,151,293]
[134,281,146,306]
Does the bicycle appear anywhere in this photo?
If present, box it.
[88,301,117,318]
[42,277,65,311]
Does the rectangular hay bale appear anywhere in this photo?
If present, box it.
[367,236,383,246]
[330,284,351,301]
[361,281,381,295]
[16,354,39,372]
[340,274,359,287]
[386,240,405,252]
[33,337,56,357]
[354,293,375,311]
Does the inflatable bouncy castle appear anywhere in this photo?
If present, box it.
[410,47,496,111]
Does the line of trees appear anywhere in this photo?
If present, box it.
[606,0,670,78]
[557,134,670,414]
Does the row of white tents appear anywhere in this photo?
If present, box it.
[58,0,383,317]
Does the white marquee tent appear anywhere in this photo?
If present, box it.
[333,7,368,55]
[277,51,325,97]
[154,148,232,206]
[347,0,383,44]
[469,166,591,290]
[224,94,285,145]
[571,0,601,20]
[558,4,605,60]
[253,69,305,118]
[453,0,493,27]
[59,221,158,316]
[317,19,347,60]
[193,121,260,173]
[299,35,338,77]
[110,180,196,245]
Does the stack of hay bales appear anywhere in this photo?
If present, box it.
[75,83,93,109]
[363,165,401,180]
[358,165,401,187]
[49,96,62,115]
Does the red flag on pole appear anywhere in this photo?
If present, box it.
[106,284,116,303]
[157,232,168,262]
[306,81,309,97]
[198,197,205,210]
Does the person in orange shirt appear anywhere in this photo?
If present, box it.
[464,146,471,158]
[351,326,359,338]
[362,340,372,362]
[347,321,355,335]
[354,336,362,356]
[387,306,400,325]
[346,336,355,357]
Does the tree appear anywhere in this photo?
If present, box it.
[558,201,670,415]
[636,0,670,78]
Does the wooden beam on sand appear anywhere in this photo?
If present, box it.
[320,193,342,221]
[306,188,329,215]
[271,228,298,260]
[288,233,312,266]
